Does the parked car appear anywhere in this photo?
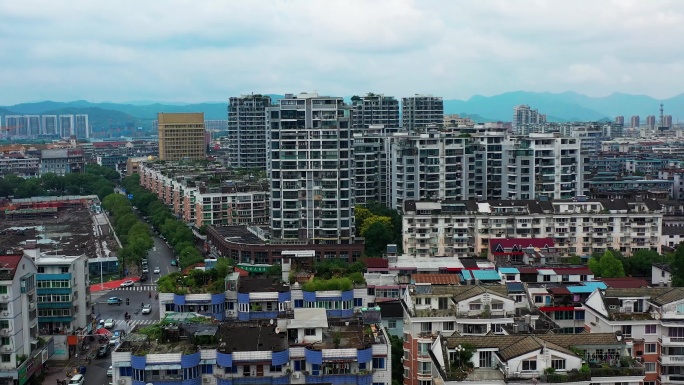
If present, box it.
[68,374,85,385]
[106,297,122,305]
[103,319,115,329]
[153,267,161,274]
[142,304,152,315]
[107,366,113,377]
[97,344,110,358]
[170,259,177,266]
[119,280,134,288]
[142,267,149,274]
[140,273,148,282]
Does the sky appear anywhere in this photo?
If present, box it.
[1,0,684,105]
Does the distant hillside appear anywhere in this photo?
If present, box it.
[0,107,17,117]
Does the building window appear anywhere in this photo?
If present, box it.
[418,362,431,375]
[644,362,656,373]
[373,357,386,369]
[387,321,397,329]
[304,328,316,336]
[645,325,656,334]
[645,343,656,353]
[551,358,565,370]
[0,355,9,363]
[0,287,7,295]
[469,303,481,311]
[443,322,455,331]
[491,303,503,310]
[354,298,363,307]
[621,325,632,337]
[522,360,537,371]
[420,323,431,332]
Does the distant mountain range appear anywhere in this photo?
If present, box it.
[1,91,681,131]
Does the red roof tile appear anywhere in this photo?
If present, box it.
[552,267,593,275]
[0,254,23,279]
[548,287,571,295]
[412,274,460,285]
[518,267,539,274]
[363,258,389,269]
[598,277,650,289]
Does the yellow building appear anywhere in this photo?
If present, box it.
[157,113,206,161]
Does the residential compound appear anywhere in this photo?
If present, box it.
[227,94,272,170]
[138,161,269,227]
[351,93,400,132]
[402,198,663,258]
[2,114,89,139]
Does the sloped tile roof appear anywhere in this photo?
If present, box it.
[413,274,460,285]
[652,288,684,306]
[599,277,650,289]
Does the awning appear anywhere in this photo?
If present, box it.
[146,364,182,370]
[200,359,216,365]
[113,361,131,368]
[95,328,112,336]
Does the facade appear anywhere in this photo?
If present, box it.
[646,115,656,129]
[59,115,74,138]
[41,115,58,136]
[157,112,206,161]
[266,93,355,244]
[353,131,392,206]
[630,115,640,128]
[227,94,272,169]
[402,199,663,258]
[111,310,391,385]
[401,95,443,132]
[0,153,40,178]
[615,115,625,125]
[351,93,400,131]
[512,105,546,133]
[74,114,89,139]
[39,148,85,176]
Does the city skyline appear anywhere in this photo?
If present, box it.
[2,1,684,104]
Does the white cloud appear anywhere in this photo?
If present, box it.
[0,0,683,104]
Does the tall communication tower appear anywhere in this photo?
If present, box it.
[660,103,664,127]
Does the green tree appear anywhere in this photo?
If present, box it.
[671,244,684,287]
[388,334,404,385]
[567,255,582,265]
[354,206,373,236]
[359,215,393,237]
[622,249,670,277]
[589,250,626,278]
[363,220,395,256]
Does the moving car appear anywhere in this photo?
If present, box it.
[142,304,152,315]
[170,259,177,266]
[119,280,134,288]
[68,374,85,385]
[103,319,115,329]
[106,297,122,305]
[110,329,126,346]
[153,267,161,274]
[107,366,113,377]
[97,344,110,358]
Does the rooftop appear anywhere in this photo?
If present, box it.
[238,277,290,294]
[0,254,23,280]
[211,226,265,245]
[217,323,288,354]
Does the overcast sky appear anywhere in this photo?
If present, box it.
[1,0,683,104]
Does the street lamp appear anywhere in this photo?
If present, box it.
[455,345,463,368]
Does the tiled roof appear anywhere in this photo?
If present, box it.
[489,238,555,254]
[506,282,525,293]
[363,258,389,269]
[599,277,650,289]
[652,288,684,306]
[451,286,508,303]
[552,267,593,275]
[0,255,22,279]
[413,274,460,285]
[499,267,520,274]
[518,267,539,274]
[445,333,622,360]
[604,287,670,298]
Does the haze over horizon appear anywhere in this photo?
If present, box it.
[2,0,684,105]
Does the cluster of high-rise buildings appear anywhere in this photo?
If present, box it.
[1,114,90,139]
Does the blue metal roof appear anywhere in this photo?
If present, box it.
[472,270,501,281]
[582,281,607,290]
[460,270,473,280]
[506,282,525,293]
[499,267,520,274]
[566,282,607,293]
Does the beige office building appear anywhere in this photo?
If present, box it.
[157,112,206,161]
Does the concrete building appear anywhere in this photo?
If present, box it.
[353,130,392,206]
[351,93,400,132]
[266,92,355,244]
[39,148,85,176]
[0,153,40,178]
[630,115,640,128]
[41,115,58,136]
[402,95,443,132]
[502,133,585,200]
[615,115,625,125]
[401,199,663,258]
[157,112,206,161]
[58,115,73,138]
[74,114,89,139]
[513,105,546,133]
[227,94,272,169]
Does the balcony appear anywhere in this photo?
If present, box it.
[660,355,684,365]
[661,374,684,384]
[661,336,684,346]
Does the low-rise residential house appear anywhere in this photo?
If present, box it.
[652,263,672,286]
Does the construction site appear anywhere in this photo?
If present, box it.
[0,195,119,259]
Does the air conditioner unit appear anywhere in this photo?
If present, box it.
[3,346,10,352]
[0,329,9,337]
[1,296,7,300]
[29,303,35,310]
[1,312,8,316]
[293,372,300,379]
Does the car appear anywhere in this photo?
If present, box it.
[106,297,122,305]
[103,319,115,329]
[107,366,113,377]
[153,267,161,274]
[68,374,85,385]
[142,267,149,274]
[142,304,152,314]
[170,259,177,266]
[110,329,126,346]
[97,344,110,358]
[119,280,134,288]
[140,273,148,282]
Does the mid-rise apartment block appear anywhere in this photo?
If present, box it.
[74,114,89,139]
[351,93,400,132]
[39,148,85,176]
[630,115,640,128]
[41,115,58,136]
[0,153,40,178]
[402,95,443,132]
[227,94,272,169]
[513,104,546,133]
[157,112,206,161]
[266,93,355,244]
[402,198,663,258]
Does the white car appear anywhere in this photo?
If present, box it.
[103,319,115,329]
[142,304,152,314]
[120,280,134,288]
[153,267,161,274]
[107,366,113,377]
